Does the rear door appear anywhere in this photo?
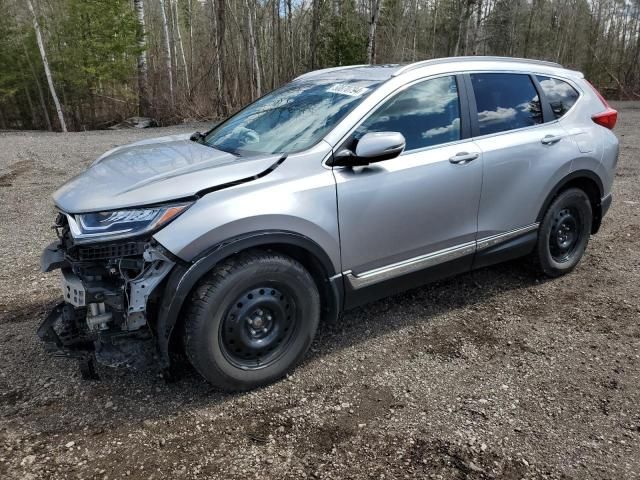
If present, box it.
[466,72,577,244]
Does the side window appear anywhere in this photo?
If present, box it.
[536,75,580,119]
[470,73,543,136]
[355,76,461,152]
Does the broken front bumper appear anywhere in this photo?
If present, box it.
[37,302,101,378]
[38,239,176,376]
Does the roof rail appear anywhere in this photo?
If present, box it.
[392,56,563,77]
[294,65,368,81]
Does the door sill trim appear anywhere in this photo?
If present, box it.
[345,241,476,290]
[476,223,539,251]
[344,223,539,290]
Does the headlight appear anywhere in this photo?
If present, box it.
[66,203,191,243]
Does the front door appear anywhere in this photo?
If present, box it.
[333,75,483,305]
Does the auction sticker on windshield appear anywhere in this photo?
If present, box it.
[327,83,370,97]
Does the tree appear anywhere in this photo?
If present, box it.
[173,0,191,94]
[1,0,640,131]
[245,0,261,98]
[26,0,66,132]
[134,0,150,117]
[159,0,175,109]
[310,0,323,69]
[367,0,383,64]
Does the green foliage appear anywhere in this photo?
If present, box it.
[320,0,367,66]
[1,0,639,130]
[0,0,24,102]
[53,0,141,101]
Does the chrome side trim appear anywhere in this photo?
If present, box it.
[476,223,539,251]
[344,223,540,290]
[345,241,476,290]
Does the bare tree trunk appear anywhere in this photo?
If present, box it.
[522,0,536,58]
[454,0,474,57]
[431,0,439,57]
[508,0,520,57]
[173,0,191,94]
[367,0,382,64]
[411,0,418,61]
[272,0,279,89]
[310,0,321,69]
[134,0,150,116]
[286,0,294,75]
[188,0,194,83]
[246,0,261,98]
[159,0,175,109]
[22,40,52,131]
[470,0,482,55]
[27,0,66,132]
[215,0,226,115]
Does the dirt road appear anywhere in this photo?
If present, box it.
[1,104,639,479]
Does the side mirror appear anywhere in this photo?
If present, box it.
[331,132,406,167]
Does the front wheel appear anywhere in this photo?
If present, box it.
[535,188,592,277]
[182,250,320,391]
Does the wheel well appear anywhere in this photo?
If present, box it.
[167,242,340,354]
[259,243,339,323]
[540,175,603,234]
[559,177,602,234]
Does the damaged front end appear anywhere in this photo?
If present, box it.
[38,213,177,379]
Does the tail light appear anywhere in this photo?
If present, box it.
[587,80,617,129]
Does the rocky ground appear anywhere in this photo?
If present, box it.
[0,103,638,479]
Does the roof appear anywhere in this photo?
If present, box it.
[294,56,572,83]
[294,64,402,82]
[392,56,563,76]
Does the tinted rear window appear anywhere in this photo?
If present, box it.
[536,76,580,119]
[470,73,543,136]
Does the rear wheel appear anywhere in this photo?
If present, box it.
[182,250,320,391]
[535,188,592,277]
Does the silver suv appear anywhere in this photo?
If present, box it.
[39,57,619,390]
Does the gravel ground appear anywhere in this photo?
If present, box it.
[0,103,639,480]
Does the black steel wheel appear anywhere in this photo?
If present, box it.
[182,249,320,391]
[536,188,592,277]
[548,207,582,262]
[219,286,297,369]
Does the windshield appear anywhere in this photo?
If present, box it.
[204,79,380,155]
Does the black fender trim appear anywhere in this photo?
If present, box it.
[536,169,605,232]
[155,231,342,368]
[472,230,538,270]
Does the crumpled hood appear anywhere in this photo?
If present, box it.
[53,133,282,213]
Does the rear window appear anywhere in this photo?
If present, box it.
[536,76,580,119]
[470,73,543,136]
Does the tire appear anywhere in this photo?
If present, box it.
[182,249,320,391]
[535,188,592,277]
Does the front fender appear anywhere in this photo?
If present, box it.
[154,231,342,370]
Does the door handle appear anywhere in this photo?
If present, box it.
[541,134,563,145]
[449,152,479,164]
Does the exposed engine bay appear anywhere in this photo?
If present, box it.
[38,213,175,378]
